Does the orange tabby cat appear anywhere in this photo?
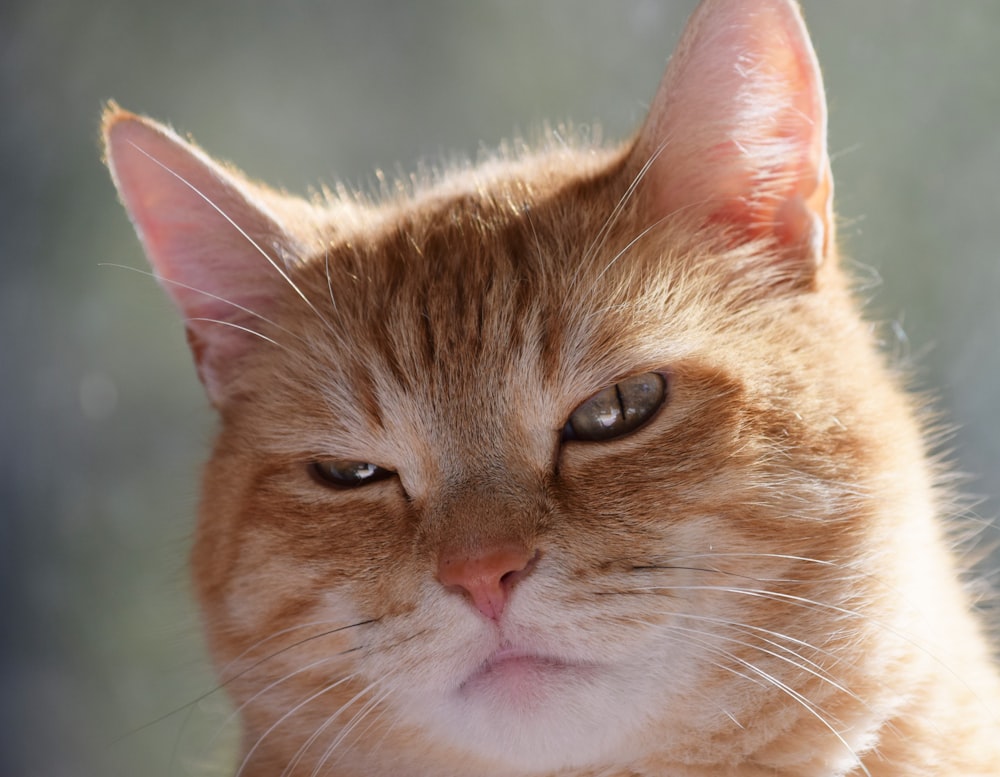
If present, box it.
[103,0,1000,774]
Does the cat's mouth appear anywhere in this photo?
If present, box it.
[457,646,597,707]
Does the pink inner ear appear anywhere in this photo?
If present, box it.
[631,0,833,262]
[104,108,295,402]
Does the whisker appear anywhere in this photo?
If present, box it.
[247,627,427,776]
[621,584,866,619]
[650,619,868,776]
[577,139,668,277]
[732,652,869,776]
[123,140,337,335]
[592,212,673,285]
[647,551,847,568]
[323,248,339,316]
[202,653,347,766]
[280,679,382,777]
[667,621,862,706]
[308,684,392,777]
[186,317,283,348]
[651,628,759,723]
[167,702,199,777]
[235,674,358,777]
[634,579,1000,728]
[218,619,378,685]
[113,619,376,743]
[99,262,302,346]
[629,563,802,584]
[671,611,852,674]
[329,690,397,770]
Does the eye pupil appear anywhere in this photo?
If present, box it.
[310,459,394,488]
[565,372,666,442]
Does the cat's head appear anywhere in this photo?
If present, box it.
[104,0,933,774]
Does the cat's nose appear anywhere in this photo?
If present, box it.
[436,545,539,621]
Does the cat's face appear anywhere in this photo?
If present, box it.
[187,157,915,775]
[105,0,935,774]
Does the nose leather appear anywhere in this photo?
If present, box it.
[437,545,538,620]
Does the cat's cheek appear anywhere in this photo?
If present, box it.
[210,537,336,638]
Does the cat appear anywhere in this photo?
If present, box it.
[102,0,1000,775]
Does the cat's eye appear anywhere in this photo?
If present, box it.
[309,459,395,489]
[563,372,666,442]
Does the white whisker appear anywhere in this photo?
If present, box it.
[203,653,343,764]
[235,674,357,777]
[652,618,869,777]
[577,139,668,275]
[308,684,391,777]
[323,248,339,316]
[280,679,381,777]
[124,140,338,335]
[217,619,376,683]
[668,621,862,706]
[186,317,283,348]
[592,213,672,285]
[99,261,301,346]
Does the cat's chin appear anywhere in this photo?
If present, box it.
[457,647,599,710]
[411,642,657,772]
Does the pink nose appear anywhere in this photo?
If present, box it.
[437,545,539,621]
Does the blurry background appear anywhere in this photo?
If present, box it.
[2,1,998,775]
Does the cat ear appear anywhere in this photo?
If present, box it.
[631,0,833,275]
[103,104,303,404]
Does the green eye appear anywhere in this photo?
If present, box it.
[563,372,666,442]
[309,459,395,488]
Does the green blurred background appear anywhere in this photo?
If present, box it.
[2,1,998,775]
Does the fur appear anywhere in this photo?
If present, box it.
[103,1,1000,774]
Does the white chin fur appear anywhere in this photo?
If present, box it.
[412,667,653,771]
[359,581,700,771]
